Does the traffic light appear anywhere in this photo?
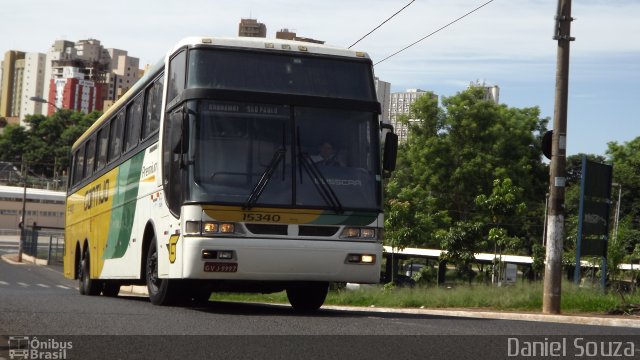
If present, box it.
[542,130,553,160]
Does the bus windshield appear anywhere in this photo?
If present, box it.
[190,101,380,210]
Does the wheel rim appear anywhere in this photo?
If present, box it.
[147,245,159,294]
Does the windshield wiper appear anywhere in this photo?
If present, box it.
[296,130,343,213]
[244,148,286,210]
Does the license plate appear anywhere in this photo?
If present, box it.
[204,262,238,273]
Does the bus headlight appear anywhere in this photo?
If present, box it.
[185,221,238,235]
[203,222,235,234]
[340,227,377,240]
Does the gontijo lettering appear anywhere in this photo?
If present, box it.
[84,179,109,211]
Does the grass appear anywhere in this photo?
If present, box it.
[213,282,640,314]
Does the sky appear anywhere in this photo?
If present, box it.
[2,0,639,157]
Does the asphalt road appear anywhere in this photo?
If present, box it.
[1,246,639,359]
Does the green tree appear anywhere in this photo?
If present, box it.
[385,86,549,253]
[475,178,527,283]
[0,110,100,181]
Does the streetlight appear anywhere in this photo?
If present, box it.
[29,96,60,112]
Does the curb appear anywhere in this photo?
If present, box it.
[322,305,640,328]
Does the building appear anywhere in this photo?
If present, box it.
[374,78,391,125]
[275,29,325,44]
[0,39,141,119]
[482,84,500,104]
[44,39,141,114]
[389,89,432,142]
[0,51,48,126]
[18,53,47,124]
[49,75,103,115]
[0,185,65,230]
[103,48,140,102]
[0,51,25,119]
[238,18,267,38]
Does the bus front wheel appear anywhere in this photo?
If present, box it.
[286,282,329,312]
[146,238,178,305]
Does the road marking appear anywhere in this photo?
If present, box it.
[56,285,71,290]
[0,281,8,285]
[36,283,50,288]
[17,282,29,287]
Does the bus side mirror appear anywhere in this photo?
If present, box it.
[383,132,398,173]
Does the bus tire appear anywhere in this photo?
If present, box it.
[79,249,102,296]
[286,282,329,312]
[146,238,177,305]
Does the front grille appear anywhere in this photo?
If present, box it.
[245,224,288,235]
[298,225,339,237]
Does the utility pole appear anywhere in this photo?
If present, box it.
[543,0,574,314]
[18,156,27,263]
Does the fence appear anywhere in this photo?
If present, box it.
[18,227,64,265]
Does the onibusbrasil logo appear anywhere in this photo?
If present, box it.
[7,336,72,360]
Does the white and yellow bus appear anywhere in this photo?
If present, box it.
[64,37,397,310]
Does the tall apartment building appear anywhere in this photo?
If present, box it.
[389,89,432,142]
[103,48,140,102]
[1,39,141,121]
[19,53,47,124]
[45,39,141,114]
[0,51,47,126]
[0,51,25,120]
[238,18,267,38]
[483,84,500,104]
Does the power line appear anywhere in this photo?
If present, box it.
[348,0,416,49]
[375,0,495,65]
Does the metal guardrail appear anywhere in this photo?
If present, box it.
[19,227,64,265]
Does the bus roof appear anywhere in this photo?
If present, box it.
[171,36,372,60]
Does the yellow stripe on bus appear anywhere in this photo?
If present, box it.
[203,205,323,224]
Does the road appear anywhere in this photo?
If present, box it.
[1,244,639,359]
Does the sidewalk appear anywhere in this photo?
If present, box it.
[2,251,639,328]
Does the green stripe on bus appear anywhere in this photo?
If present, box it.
[104,151,146,259]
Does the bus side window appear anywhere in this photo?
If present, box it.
[73,144,85,185]
[109,111,125,162]
[70,150,78,187]
[142,75,163,139]
[124,95,143,152]
[168,51,186,105]
[84,136,97,179]
[96,125,109,171]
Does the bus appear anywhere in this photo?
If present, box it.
[64,36,397,311]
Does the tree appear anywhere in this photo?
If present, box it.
[475,178,526,283]
[0,124,28,163]
[385,86,549,254]
[0,110,101,179]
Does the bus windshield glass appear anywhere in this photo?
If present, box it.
[190,101,380,210]
[187,48,374,101]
